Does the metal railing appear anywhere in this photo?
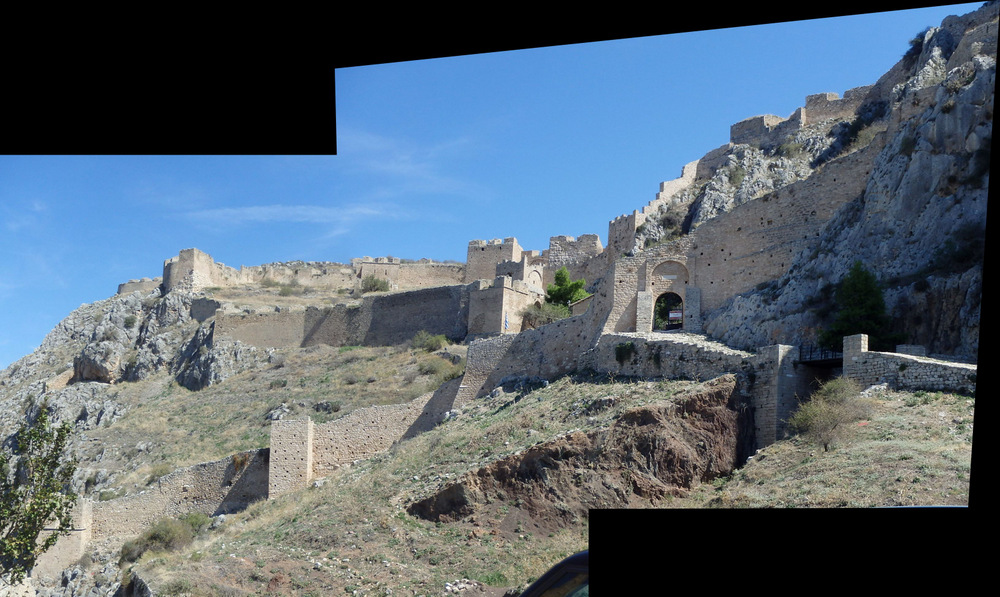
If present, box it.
[798,345,843,363]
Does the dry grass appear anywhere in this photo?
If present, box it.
[96,352,972,595]
[682,388,974,508]
[79,343,463,496]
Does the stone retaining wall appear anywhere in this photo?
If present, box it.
[843,334,977,394]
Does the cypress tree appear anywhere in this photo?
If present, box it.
[818,261,903,352]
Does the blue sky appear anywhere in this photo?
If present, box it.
[0,3,985,370]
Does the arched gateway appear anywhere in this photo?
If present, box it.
[654,291,684,330]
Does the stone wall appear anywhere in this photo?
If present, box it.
[34,449,270,576]
[32,501,92,581]
[89,450,269,549]
[543,235,604,288]
[842,334,977,394]
[268,380,458,496]
[268,419,314,498]
[216,285,472,349]
[156,248,463,297]
[353,257,465,291]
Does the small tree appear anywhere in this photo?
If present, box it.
[520,302,571,329]
[818,261,902,352]
[787,377,873,451]
[1,407,78,585]
[546,267,589,307]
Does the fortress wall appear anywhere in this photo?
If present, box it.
[544,234,607,290]
[467,277,545,337]
[310,399,435,477]
[269,419,313,499]
[88,450,268,548]
[360,285,469,345]
[653,159,700,204]
[746,345,820,446]
[394,263,466,289]
[163,248,216,293]
[579,333,752,381]
[242,262,356,289]
[696,143,733,180]
[599,256,644,334]
[843,334,977,394]
[803,87,874,125]
[217,285,471,350]
[730,114,787,146]
[689,136,882,313]
[465,238,523,283]
[33,501,93,581]
[216,308,308,348]
[460,303,604,402]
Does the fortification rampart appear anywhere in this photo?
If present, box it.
[689,133,884,314]
[268,379,459,498]
[216,284,471,349]
[728,86,875,148]
[607,210,645,262]
[155,248,464,296]
[542,234,606,289]
[353,257,465,291]
[88,450,268,550]
[843,334,977,394]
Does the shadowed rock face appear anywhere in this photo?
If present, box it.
[407,375,751,529]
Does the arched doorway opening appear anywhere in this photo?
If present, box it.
[654,292,684,330]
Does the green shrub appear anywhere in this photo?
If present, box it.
[787,377,873,451]
[119,516,201,565]
[361,275,390,293]
[123,315,137,329]
[411,330,448,352]
[520,302,571,329]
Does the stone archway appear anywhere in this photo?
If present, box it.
[654,292,684,330]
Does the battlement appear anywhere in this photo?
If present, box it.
[465,237,525,283]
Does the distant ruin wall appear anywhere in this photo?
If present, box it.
[216,307,308,348]
[729,86,874,147]
[157,248,463,296]
[354,258,465,291]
